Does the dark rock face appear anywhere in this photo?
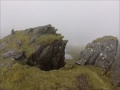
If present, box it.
[76,36,118,73]
[27,40,68,71]
[113,42,120,87]
[0,24,68,71]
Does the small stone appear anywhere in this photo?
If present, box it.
[99,53,103,56]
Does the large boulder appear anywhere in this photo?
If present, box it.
[0,24,68,71]
[76,36,118,73]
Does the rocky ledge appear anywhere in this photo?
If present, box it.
[0,24,68,71]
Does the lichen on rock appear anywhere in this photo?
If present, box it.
[76,36,118,73]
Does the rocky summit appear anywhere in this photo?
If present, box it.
[76,36,118,73]
[0,24,68,71]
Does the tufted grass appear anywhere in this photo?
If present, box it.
[35,34,62,45]
[0,59,114,90]
[92,36,118,43]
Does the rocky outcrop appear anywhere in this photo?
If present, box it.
[0,24,68,71]
[76,36,118,73]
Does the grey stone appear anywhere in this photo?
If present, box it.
[1,49,26,60]
[12,51,26,60]
[25,24,56,38]
[76,36,118,73]
[24,24,59,44]
[0,42,6,50]
[2,49,17,58]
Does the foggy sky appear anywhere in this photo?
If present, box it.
[1,1,119,46]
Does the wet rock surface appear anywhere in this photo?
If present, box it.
[0,24,68,71]
[76,36,118,73]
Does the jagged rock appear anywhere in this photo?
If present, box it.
[24,24,56,36]
[27,40,68,70]
[11,29,15,35]
[0,24,68,71]
[76,36,118,73]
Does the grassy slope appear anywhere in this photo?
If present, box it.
[0,59,116,90]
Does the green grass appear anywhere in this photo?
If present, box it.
[35,34,62,45]
[0,59,114,90]
[92,36,118,43]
